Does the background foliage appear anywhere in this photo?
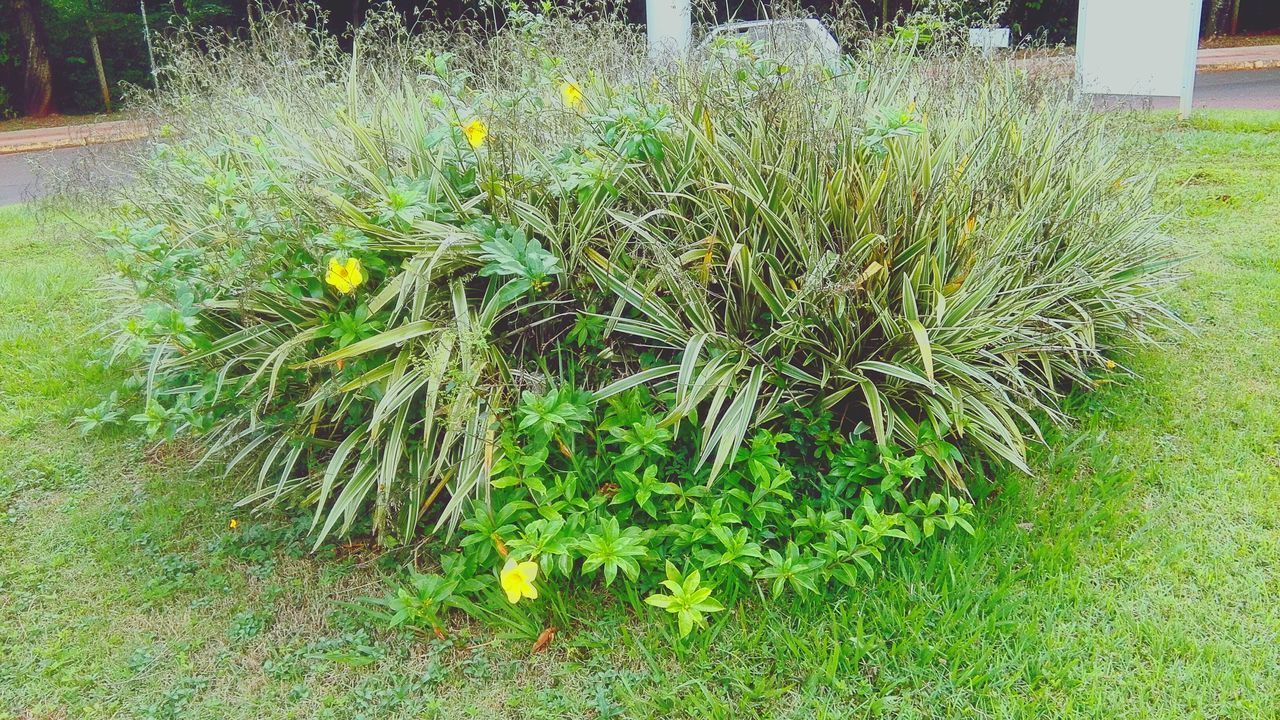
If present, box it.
[0,0,243,117]
[3,0,1277,118]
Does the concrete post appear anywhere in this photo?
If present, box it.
[1179,0,1205,118]
[647,0,691,62]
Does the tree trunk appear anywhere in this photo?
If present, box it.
[1203,0,1226,35]
[12,0,56,117]
[1229,0,1242,35]
[88,20,112,113]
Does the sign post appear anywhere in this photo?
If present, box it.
[1076,0,1204,117]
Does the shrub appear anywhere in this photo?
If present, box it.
[98,8,1177,629]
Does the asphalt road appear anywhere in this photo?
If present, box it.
[1192,68,1280,109]
[0,144,135,206]
[1,70,1277,207]
[1099,68,1280,111]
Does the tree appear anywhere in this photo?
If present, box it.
[12,0,56,117]
[86,0,111,112]
[1202,0,1246,36]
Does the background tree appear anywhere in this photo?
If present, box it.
[1203,0,1255,36]
[1204,0,1225,35]
[0,0,1277,120]
[12,0,57,117]
[86,0,112,112]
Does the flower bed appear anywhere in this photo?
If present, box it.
[94,10,1178,636]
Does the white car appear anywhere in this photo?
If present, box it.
[698,19,842,66]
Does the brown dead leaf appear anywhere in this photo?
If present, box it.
[531,626,557,654]
[555,435,574,460]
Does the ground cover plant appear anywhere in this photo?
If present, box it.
[87,6,1180,640]
[4,109,1278,718]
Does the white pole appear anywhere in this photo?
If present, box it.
[646,0,691,62]
[1179,0,1204,118]
[140,0,157,87]
[1074,0,1090,93]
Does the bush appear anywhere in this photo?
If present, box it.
[98,9,1177,631]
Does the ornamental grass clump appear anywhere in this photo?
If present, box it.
[97,7,1178,628]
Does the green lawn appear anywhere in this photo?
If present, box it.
[2,111,1278,720]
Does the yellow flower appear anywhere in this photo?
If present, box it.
[1104,359,1117,370]
[462,118,488,148]
[559,79,583,109]
[500,557,539,604]
[229,519,238,530]
[325,256,365,295]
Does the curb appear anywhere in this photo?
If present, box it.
[1016,56,1280,80]
[0,135,149,155]
[0,121,149,156]
[1198,59,1280,73]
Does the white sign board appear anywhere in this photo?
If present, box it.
[1076,0,1202,114]
[968,28,1011,50]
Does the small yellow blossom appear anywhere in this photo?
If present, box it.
[559,79,583,109]
[325,256,365,295]
[1104,359,1117,370]
[229,519,239,530]
[500,557,539,604]
[462,118,488,148]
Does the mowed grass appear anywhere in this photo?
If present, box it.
[2,110,1278,719]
